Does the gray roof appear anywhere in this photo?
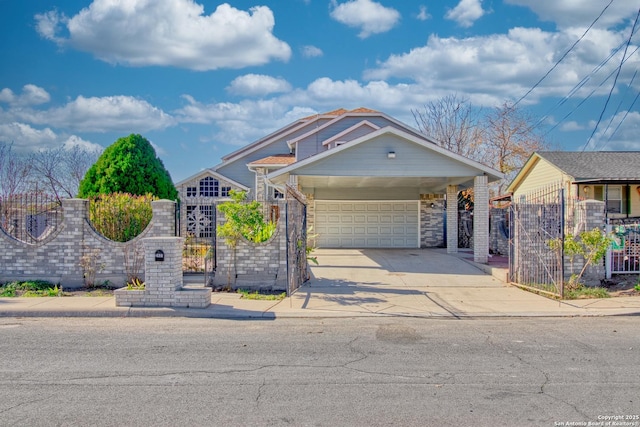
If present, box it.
[538,151,640,181]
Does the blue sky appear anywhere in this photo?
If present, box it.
[1,0,639,183]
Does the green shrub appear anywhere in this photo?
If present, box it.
[88,193,155,242]
[564,285,610,300]
[0,281,62,297]
[78,134,177,200]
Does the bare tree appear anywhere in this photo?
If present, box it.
[482,101,549,193]
[412,94,483,159]
[30,145,100,202]
[0,142,32,199]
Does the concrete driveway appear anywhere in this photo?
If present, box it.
[292,248,589,317]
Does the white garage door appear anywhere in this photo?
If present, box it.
[314,201,419,248]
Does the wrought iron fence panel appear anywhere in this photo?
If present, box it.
[178,201,216,285]
[285,185,307,296]
[608,219,640,274]
[0,193,62,244]
[509,184,565,298]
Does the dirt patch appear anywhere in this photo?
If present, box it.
[600,275,640,297]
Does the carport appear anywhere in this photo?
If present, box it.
[268,126,503,263]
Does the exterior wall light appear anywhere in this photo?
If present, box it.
[387,151,396,159]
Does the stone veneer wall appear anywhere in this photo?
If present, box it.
[213,200,288,291]
[420,197,445,247]
[0,199,176,288]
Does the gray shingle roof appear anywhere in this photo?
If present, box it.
[538,151,640,181]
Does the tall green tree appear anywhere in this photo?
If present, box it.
[78,134,177,200]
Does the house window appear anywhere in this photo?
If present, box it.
[199,177,219,197]
[186,186,197,197]
[220,186,231,197]
[594,185,623,214]
[273,188,284,199]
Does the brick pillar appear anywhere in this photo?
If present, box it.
[143,237,183,304]
[473,175,489,263]
[60,198,89,286]
[447,185,458,253]
[151,200,176,237]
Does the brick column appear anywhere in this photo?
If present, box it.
[143,237,183,304]
[473,175,489,263]
[446,185,458,253]
[151,200,176,237]
[60,198,89,286]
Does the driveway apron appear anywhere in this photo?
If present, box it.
[293,248,583,317]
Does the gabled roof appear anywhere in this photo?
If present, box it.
[219,108,377,165]
[268,126,503,184]
[247,154,296,167]
[508,151,640,192]
[175,168,249,190]
[321,121,380,146]
[286,109,433,149]
[539,151,640,180]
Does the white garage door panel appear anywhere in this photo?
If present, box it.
[315,201,419,248]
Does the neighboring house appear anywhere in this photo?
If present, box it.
[176,108,503,262]
[507,151,640,219]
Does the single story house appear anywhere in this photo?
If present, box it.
[507,151,640,219]
[176,108,503,262]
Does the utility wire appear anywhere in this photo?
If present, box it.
[512,0,614,108]
[542,45,640,136]
[584,6,640,152]
[607,77,640,142]
[598,69,638,144]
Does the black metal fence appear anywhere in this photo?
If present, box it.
[509,183,567,298]
[285,185,308,296]
[177,201,217,285]
[0,192,62,244]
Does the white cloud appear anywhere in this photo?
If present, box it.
[301,45,324,58]
[62,135,103,153]
[35,0,291,70]
[416,5,431,21]
[0,122,103,152]
[363,27,637,106]
[445,0,485,28]
[330,0,400,39]
[505,0,639,29]
[227,74,292,97]
[560,121,584,131]
[8,95,175,133]
[584,111,640,151]
[0,85,51,106]
[175,96,316,145]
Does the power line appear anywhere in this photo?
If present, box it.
[598,69,638,144]
[584,6,640,152]
[512,0,614,108]
[542,45,640,136]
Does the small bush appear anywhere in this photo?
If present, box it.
[0,281,63,297]
[88,193,155,242]
[565,285,610,300]
[237,289,286,300]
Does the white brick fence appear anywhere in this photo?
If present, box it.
[0,198,176,288]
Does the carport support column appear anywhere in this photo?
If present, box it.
[473,175,489,263]
[446,185,458,253]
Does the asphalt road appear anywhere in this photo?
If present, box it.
[1,316,639,427]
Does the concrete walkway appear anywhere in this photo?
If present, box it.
[1,248,639,319]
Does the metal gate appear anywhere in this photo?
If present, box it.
[178,202,216,286]
[607,219,640,274]
[509,186,565,298]
[285,185,307,296]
